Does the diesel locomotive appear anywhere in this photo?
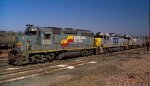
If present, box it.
[8,25,96,65]
[8,25,147,65]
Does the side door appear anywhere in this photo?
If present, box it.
[103,36,110,47]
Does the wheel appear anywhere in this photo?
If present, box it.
[16,56,23,66]
[47,53,55,61]
[40,55,46,63]
[89,49,93,56]
[103,48,109,54]
[81,50,88,57]
[29,57,33,63]
[47,53,55,62]
[29,56,36,64]
[8,53,13,64]
[81,50,85,57]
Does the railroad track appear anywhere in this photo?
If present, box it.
[0,49,9,67]
[0,59,94,84]
[0,59,78,76]
[0,48,144,84]
[0,48,131,75]
[0,57,8,67]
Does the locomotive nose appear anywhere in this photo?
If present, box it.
[8,49,23,65]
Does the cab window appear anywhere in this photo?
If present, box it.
[104,36,109,40]
[25,31,37,36]
[44,34,51,39]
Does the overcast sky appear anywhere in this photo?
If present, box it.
[0,0,149,35]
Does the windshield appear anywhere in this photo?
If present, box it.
[25,31,37,36]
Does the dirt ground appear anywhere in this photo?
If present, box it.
[1,48,150,86]
[56,50,150,86]
[0,50,8,57]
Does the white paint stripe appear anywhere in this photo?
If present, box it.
[49,66,57,68]
[0,74,38,84]
[66,66,74,69]
[75,59,80,61]
[31,74,39,77]
[6,68,19,71]
[56,64,67,67]
[88,61,97,64]
[7,76,25,82]
[1,66,56,78]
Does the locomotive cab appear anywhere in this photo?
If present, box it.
[15,25,39,52]
[8,25,41,65]
[25,25,38,51]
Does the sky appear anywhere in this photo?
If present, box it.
[0,0,149,35]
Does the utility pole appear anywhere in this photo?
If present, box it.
[149,1,150,36]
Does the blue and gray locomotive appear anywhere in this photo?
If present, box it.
[8,25,96,65]
[8,25,147,65]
